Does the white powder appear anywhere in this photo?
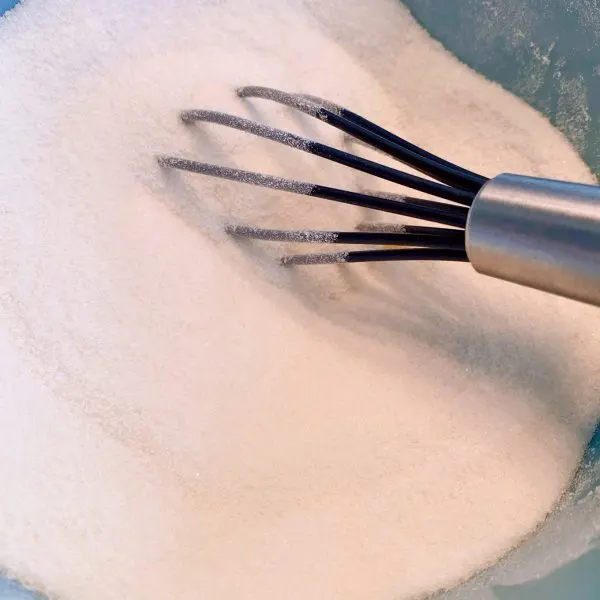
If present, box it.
[1,0,600,599]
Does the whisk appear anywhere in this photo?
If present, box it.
[158,86,600,308]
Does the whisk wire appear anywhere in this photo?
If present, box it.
[281,248,469,266]
[157,156,469,228]
[237,86,487,196]
[179,109,474,205]
[226,224,465,247]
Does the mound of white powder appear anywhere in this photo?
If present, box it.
[1,0,600,599]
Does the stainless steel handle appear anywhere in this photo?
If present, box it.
[466,173,600,307]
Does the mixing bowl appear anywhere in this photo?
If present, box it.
[1,0,598,598]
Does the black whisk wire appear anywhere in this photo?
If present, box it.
[179,109,474,206]
[157,156,469,229]
[226,224,465,247]
[237,86,487,196]
[281,248,469,266]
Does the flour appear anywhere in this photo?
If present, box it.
[1,1,599,599]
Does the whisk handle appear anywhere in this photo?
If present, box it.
[467,173,600,307]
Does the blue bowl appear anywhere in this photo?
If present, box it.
[0,0,19,16]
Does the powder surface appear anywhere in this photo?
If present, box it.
[1,1,600,599]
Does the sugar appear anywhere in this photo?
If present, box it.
[1,0,600,599]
